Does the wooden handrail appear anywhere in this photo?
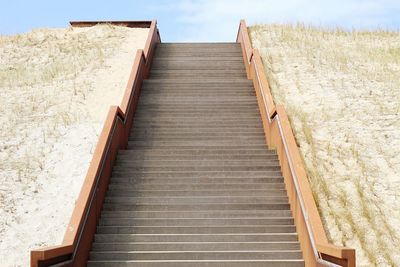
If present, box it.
[236,19,356,267]
[30,20,160,267]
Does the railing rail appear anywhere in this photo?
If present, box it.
[236,19,356,267]
[30,20,160,267]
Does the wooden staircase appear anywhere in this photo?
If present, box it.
[86,43,305,267]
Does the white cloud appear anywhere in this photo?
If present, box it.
[172,0,400,41]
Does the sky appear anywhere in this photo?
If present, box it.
[1,0,399,42]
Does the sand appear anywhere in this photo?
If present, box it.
[0,24,148,266]
[249,24,400,266]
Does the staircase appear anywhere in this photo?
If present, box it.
[87,43,305,266]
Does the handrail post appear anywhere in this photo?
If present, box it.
[236,19,356,267]
[30,20,160,267]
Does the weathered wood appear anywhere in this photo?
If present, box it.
[30,20,160,267]
[236,19,355,267]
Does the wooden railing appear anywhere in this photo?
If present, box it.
[237,19,356,267]
[30,20,160,267]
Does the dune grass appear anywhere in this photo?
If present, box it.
[249,23,400,266]
[0,24,148,266]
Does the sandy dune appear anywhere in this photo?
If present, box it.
[0,24,148,266]
[250,24,400,266]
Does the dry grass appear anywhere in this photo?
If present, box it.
[249,23,400,266]
[0,25,148,266]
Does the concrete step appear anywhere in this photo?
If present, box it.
[96,225,297,234]
[103,196,289,205]
[91,241,300,251]
[87,259,305,267]
[101,203,291,212]
[100,210,293,219]
[94,233,298,243]
[106,189,286,197]
[98,217,294,227]
[107,183,286,191]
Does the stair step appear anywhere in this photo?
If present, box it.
[91,241,300,251]
[110,170,282,178]
[150,71,246,78]
[103,196,288,205]
[87,259,305,267]
[118,148,274,155]
[94,233,298,243]
[89,250,302,261]
[106,190,285,197]
[107,183,286,191]
[116,154,274,161]
[135,104,258,110]
[154,56,244,62]
[96,225,296,234]
[151,62,245,70]
[98,218,294,227]
[137,102,259,107]
[101,203,290,212]
[129,132,265,139]
[154,51,243,58]
[157,43,241,48]
[130,128,265,134]
[85,40,303,265]
[143,79,252,85]
[100,210,292,219]
[140,91,256,97]
[114,160,278,167]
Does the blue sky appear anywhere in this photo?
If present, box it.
[1,0,399,41]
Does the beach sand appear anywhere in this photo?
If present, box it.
[250,24,400,266]
[0,24,148,266]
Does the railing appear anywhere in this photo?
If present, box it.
[236,19,356,267]
[30,20,160,267]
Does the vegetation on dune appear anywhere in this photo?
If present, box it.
[0,24,148,266]
[250,24,400,266]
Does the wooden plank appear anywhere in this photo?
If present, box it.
[70,21,151,28]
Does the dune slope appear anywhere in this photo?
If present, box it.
[0,24,148,266]
[250,24,400,266]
